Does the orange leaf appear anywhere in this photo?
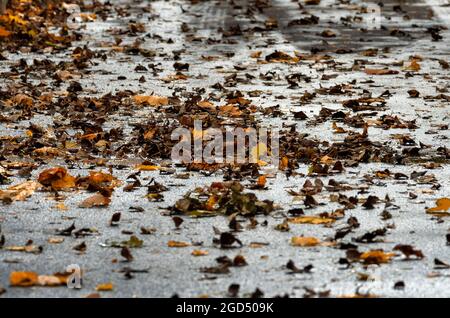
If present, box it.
[10,271,39,287]
[404,60,421,72]
[364,69,399,75]
[135,165,160,171]
[288,216,335,225]
[168,240,190,248]
[38,167,76,190]
[133,95,168,106]
[291,236,320,247]
[0,26,11,37]
[96,283,114,291]
[205,195,217,211]
[192,250,209,256]
[257,175,266,187]
[79,193,111,208]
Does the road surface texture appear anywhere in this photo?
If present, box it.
[0,0,449,298]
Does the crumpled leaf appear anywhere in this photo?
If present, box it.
[359,250,395,264]
[96,282,113,291]
[38,167,76,190]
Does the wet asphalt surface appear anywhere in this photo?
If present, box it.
[0,0,450,298]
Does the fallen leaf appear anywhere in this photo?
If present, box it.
[288,216,335,225]
[364,69,399,75]
[133,95,168,106]
[192,250,209,256]
[79,193,111,208]
[0,27,11,37]
[48,237,64,244]
[10,272,39,287]
[265,51,300,64]
[404,59,421,72]
[38,167,76,190]
[96,283,114,291]
[135,165,160,171]
[168,240,190,248]
[360,250,395,264]
[0,181,41,203]
[426,198,450,215]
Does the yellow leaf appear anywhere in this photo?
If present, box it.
[291,236,320,247]
[54,203,68,211]
[288,216,335,225]
[205,195,217,211]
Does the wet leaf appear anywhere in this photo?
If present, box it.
[96,283,114,291]
[192,250,208,256]
[38,167,76,190]
[133,95,169,106]
[0,181,41,203]
[288,216,335,225]
[364,69,399,75]
[291,237,320,247]
[393,245,424,259]
[168,240,190,248]
[426,198,450,215]
[359,250,395,264]
[10,272,38,287]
